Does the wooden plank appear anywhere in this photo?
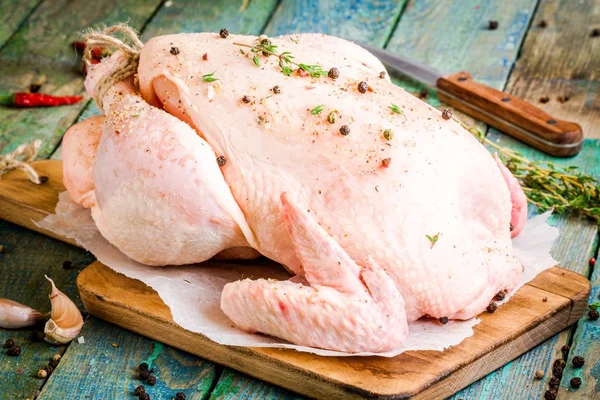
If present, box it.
[0,0,41,50]
[0,218,95,399]
[558,261,600,399]
[0,0,164,158]
[76,260,588,400]
[38,317,218,400]
[141,0,279,40]
[263,0,407,47]
[50,0,281,160]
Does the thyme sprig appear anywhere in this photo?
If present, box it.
[201,72,219,82]
[426,232,440,248]
[588,302,600,311]
[234,40,327,78]
[462,122,600,224]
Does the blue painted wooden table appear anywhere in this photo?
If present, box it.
[1,0,599,399]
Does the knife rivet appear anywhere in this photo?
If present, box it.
[501,97,510,102]
[457,76,468,82]
[547,119,558,125]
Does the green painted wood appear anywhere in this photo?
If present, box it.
[50,0,281,160]
[209,369,303,400]
[0,219,95,400]
[142,0,279,40]
[38,317,218,400]
[560,260,600,399]
[263,0,407,47]
[0,0,41,50]
[0,0,164,159]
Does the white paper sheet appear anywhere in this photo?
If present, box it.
[37,192,558,357]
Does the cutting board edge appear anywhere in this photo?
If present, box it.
[76,262,590,400]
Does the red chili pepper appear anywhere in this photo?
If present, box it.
[72,41,106,60]
[0,92,83,108]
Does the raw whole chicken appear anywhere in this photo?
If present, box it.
[63,31,528,353]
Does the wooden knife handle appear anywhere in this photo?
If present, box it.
[436,72,583,157]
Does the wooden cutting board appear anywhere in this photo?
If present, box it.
[0,160,591,399]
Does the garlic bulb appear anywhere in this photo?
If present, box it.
[44,276,84,344]
[0,298,45,329]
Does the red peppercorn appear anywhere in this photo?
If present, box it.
[202,53,208,61]
[590,257,596,267]
[381,158,391,168]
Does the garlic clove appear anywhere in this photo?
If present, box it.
[44,275,84,344]
[0,298,45,329]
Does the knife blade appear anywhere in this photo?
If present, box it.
[358,43,584,157]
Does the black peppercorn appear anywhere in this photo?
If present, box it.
[486,301,497,313]
[570,377,582,388]
[339,125,350,136]
[39,176,49,184]
[357,81,369,93]
[439,317,449,324]
[139,393,150,400]
[134,385,145,396]
[242,95,250,103]
[591,28,600,38]
[170,47,180,56]
[538,20,547,28]
[589,309,599,320]
[4,339,15,348]
[553,359,566,369]
[561,345,570,353]
[28,331,42,342]
[219,28,229,38]
[7,345,21,356]
[44,365,53,374]
[552,365,563,379]
[139,369,151,381]
[147,375,157,386]
[488,20,499,30]
[493,291,506,301]
[548,377,560,389]
[216,156,227,166]
[175,393,186,400]
[379,71,386,79]
[544,389,557,400]
[328,68,339,80]
[381,158,391,168]
[272,86,281,94]
[139,362,149,371]
[572,355,585,368]
[441,109,452,120]
[48,360,59,369]
[62,260,73,270]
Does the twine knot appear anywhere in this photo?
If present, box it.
[81,24,144,108]
[0,140,43,184]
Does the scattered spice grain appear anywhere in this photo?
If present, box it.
[572,356,585,368]
[570,377,582,388]
[219,28,229,38]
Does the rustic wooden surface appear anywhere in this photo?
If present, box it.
[0,0,599,399]
[0,162,591,399]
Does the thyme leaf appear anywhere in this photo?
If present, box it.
[389,103,402,114]
[310,104,324,115]
[426,233,440,248]
[201,72,219,82]
[459,121,600,224]
[589,302,600,311]
[253,55,260,66]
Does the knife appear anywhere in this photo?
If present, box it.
[358,43,583,157]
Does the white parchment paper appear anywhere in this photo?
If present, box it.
[37,192,559,357]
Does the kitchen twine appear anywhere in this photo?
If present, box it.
[81,23,144,109]
[0,25,144,183]
[0,140,42,184]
